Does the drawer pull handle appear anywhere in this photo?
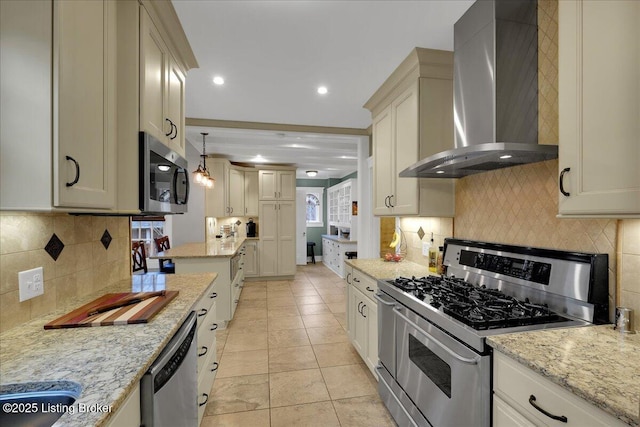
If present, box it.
[198,346,208,357]
[65,156,80,187]
[529,395,567,423]
[198,393,209,407]
[353,278,360,283]
[559,167,571,197]
[210,292,217,299]
[197,308,208,317]
[211,323,218,331]
[366,286,374,292]
[211,362,219,372]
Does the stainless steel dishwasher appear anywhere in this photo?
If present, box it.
[141,311,198,427]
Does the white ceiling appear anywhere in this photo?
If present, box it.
[172,0,474,178]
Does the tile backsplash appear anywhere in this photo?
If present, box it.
[618,220,640,329]
[398,217,453,265]
[0,212,131,333]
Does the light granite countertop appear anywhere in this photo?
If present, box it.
[487,325,640,426]
[153,237,247,259]
[345,258,434,280]
[321,234,357,244]
[0,272,217,427]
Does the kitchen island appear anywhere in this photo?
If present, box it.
[0,272,217,427]
[488,325,640,426]
[153,238,247,325]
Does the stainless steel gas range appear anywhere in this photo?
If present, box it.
[376,238,609,427]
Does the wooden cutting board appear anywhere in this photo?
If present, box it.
[44,291,179,329]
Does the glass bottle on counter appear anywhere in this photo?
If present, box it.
[428,235,437,272]
[436,246,444,274]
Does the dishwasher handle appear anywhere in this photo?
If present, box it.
[148,311,197,392]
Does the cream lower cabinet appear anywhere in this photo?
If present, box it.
[1,0,116,211]
[173,248,244,326]
[365,48,456,217]
[105,383,140,427]
[259,201,296,276]
[322,237,356,278]
[346,265,378,377]
[194,281,219,425]
[243,240,259,277]
[493,351,627,427]
[558,0,640,217]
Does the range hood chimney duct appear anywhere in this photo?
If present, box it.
[400,0,557,179]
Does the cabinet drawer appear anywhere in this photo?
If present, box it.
[351,268,377,299]
[193,282,217,315]
[197,348,218,424]
[196,302,218,373]
[493,352,626,427]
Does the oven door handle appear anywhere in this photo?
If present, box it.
[393,307,480,365]
[374,293,397,306]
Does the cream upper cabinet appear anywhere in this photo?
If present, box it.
[558,0,640,217]
[228,167,245,216]
[167,56,186,155]
[204,159,230,218]
[140,7,185,157]
[0,0,116,211]
[54,0,116,209]
[244,170,259,216]
[365,48,456,217]
[259,170,296,201]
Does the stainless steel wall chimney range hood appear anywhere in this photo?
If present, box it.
[400,0,557,179]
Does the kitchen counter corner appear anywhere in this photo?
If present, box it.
[0,272,217,427]
[153,238,247,259]
[487,325,640,426]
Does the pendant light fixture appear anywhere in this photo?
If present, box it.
[193,132,215,188]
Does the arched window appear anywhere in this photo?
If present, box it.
[306,193,321,223]
[300,187,324,227]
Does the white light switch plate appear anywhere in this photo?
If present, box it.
[18,267,44,302]
[422,242,430,256]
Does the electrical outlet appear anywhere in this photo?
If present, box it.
[18,267,44,302]
[422,242,430,256]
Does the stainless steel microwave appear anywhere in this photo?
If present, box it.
[139,132,189,214]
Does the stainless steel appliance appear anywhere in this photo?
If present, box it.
[400,0,558,179]
[376,238,609,427]
[140,132,189,215]
[141,311,198,427]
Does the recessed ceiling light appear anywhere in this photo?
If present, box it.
[500,154,512,159]
[317,86,328,95]
[306,170,318,177]
[436,170,445,174]
[213,76,225,85]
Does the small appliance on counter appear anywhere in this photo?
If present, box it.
[246,218,256,237]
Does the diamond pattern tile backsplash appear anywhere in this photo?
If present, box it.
[0,213,131,333]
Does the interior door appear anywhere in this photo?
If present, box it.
[295,189,307,265]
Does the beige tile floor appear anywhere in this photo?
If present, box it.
[201,263,397,427]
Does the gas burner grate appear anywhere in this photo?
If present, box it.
[388,275,567,330]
